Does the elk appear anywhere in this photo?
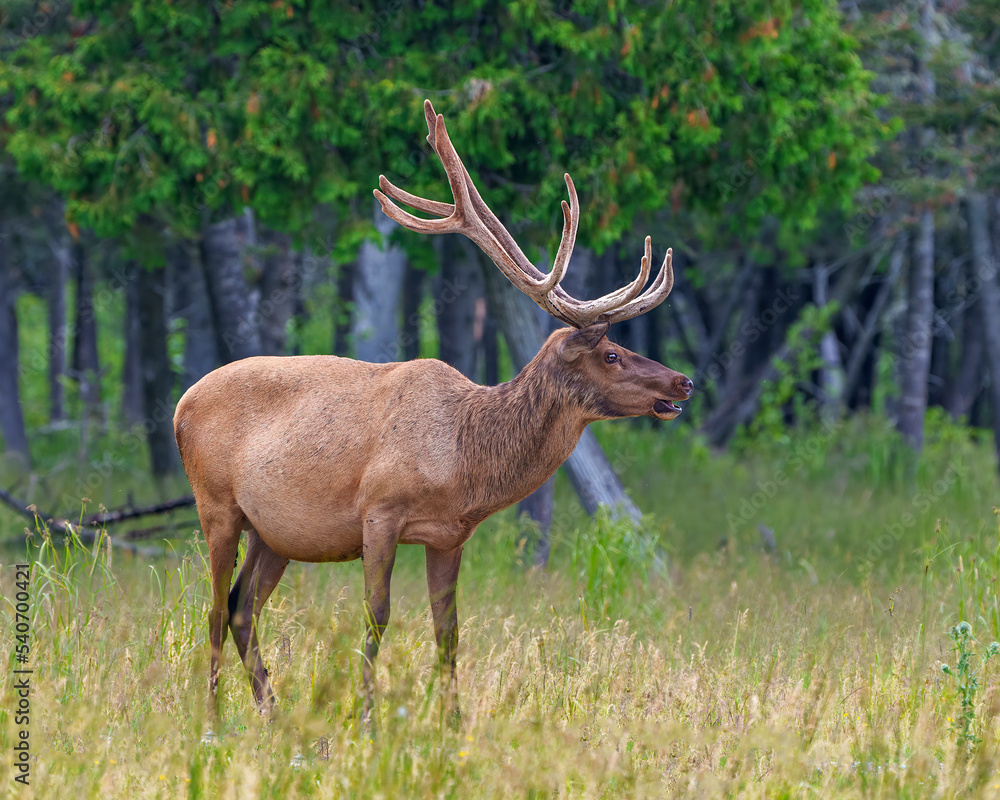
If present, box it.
[173,100,693,722]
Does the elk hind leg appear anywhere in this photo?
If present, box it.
[202,504,244,705]
[228,527,289,715]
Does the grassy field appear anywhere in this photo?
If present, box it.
[2,415,1000,798]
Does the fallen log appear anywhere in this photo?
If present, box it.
[0,487,197,556]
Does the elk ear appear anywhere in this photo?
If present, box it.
[560,320,610,362]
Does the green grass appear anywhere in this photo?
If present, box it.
[2,418,1000,798]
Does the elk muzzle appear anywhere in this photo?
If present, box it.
[651,374,693,420]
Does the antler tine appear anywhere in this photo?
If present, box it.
[377,175,455,218]
[376,99,579,314]
[538,174,578,294]
[373,107,486,238]
[543,236,653,327]
[374,177,456,233]
[603,246,674,324]
[424,100,550,286]
[374,101,455,221]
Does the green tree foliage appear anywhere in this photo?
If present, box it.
[1,1,883,257]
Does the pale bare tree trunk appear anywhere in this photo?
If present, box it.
[353,201,406,363]
[897,212,935,450]
[333,261,355,357]
[896,0,938,450]
[401,260,426,361]
[0,223,30,467]
[201,214,261,363]
[814,263,845,416]
[970,191,1000,467]
[945,277,983,421]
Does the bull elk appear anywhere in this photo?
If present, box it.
[173,100,693,722]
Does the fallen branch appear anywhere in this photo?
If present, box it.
[117,519,202,540]
[0,486,197,556]
[82,496,196,527]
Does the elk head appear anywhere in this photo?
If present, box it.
[374,100,693,421]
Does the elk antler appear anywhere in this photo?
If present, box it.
[374,100,673,329]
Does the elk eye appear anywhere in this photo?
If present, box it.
[605,352,618,364]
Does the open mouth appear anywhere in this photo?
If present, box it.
[653,399,683,416]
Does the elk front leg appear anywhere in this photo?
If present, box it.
[425,544,463,727]
[359,516,400,727]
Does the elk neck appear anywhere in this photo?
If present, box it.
[455,344,589,520]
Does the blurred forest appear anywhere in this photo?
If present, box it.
[1,0,1000,533]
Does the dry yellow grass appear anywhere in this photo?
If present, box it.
[2,514,999,799]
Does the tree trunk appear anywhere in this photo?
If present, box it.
[969,191,1000,467]
[70,239,101,421]
[121,265,145,424]
[46,211,70,424]
[333,261,355,357]
[814,263,845,415]
[844,236,905,410]
[518,474,555,567]
[482,315,499,385]
[436,236,483,379]
[137,263,180,476]
[896,212,935,450]
[695,255,755,387]
[258,229,297,356]
[353,200,406,363]
[945,255,983,420]
[401,259,426,361]
[664,248,707,368]
[0,225,31,467]
[895,0,937,449]
[174,241,219,390]
[200,214,261,363]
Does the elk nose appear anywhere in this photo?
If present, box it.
[680,377,694,396]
